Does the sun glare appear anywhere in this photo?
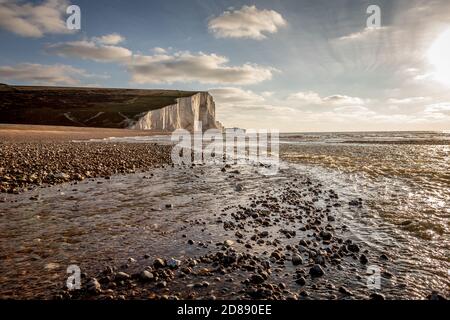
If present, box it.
[427,28,450,86]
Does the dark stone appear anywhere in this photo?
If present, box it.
[370,293,385,300]
[347,243,360,253]
[360,254,368,264]
[380,254,389,260]
[249,274,265,284]
[427,291,446,300]
[292,255,303,266]
[320,231,332,241]
[296,277,306,286]
[309,264,325,277]
[271,251,282,260]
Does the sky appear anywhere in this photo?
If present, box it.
[0,0,450,132]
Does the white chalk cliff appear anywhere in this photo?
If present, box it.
[130,92,223,131]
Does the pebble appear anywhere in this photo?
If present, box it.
[427,291,446,300]
[309,264,325,277]
[114,272,130,281]
[224,240,234,247]
[86,278,101,293]
[347,243,360,253]
[153,258,166,268]
[319,231,333,241]
[259,231,269,238]
[369,292,385,300]
[295,277,306,286]
[249,274,265,284]
[166,258,181,269]
[291,255,303,266]
[271,251,282,260]
[359,254,368,264]
[139,270,154,282]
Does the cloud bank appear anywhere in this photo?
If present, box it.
[128,52,275,85]
[208,5,287,40]
[47,36,132,62]
[46,34,276,85]
[0,63,90,85]
[0,0,71,38]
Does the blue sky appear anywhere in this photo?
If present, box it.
[1,0,450,132]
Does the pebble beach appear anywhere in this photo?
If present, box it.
[0,126,447,300]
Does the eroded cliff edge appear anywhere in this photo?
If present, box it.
[0,84,222,131]
[130,92,223,131]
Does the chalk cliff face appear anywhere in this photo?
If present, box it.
[0,85,223,131]
[130,92,223,131]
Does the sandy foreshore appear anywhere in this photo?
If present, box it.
[0,124,168,142]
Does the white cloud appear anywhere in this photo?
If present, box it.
[128,51,275,85]
[209,87,265,104]
[153,47,167,54]
[288,91,365,106]
[334,105,374,115]
[337,26,388,42]
[0,0,72,38]
[46,35,276,85]
[93,33,125,45]
[287,91,322,104]
[0,63,90,85]
[261,91,274,98]
[323,94,365,105]
[387,97,430,104]
[424,103,450,115]
[47,40,132,62]
[208,5,287,40]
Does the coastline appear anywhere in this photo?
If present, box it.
[0,125,379,300]
[0,125,172,194]
[0,161,389,300]
[0,126,447,300]
[0,124,169,142]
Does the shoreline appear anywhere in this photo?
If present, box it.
[0,125,172,194]
[0,126,447,300]
[0,124,168,142]
[1,164,392,300]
